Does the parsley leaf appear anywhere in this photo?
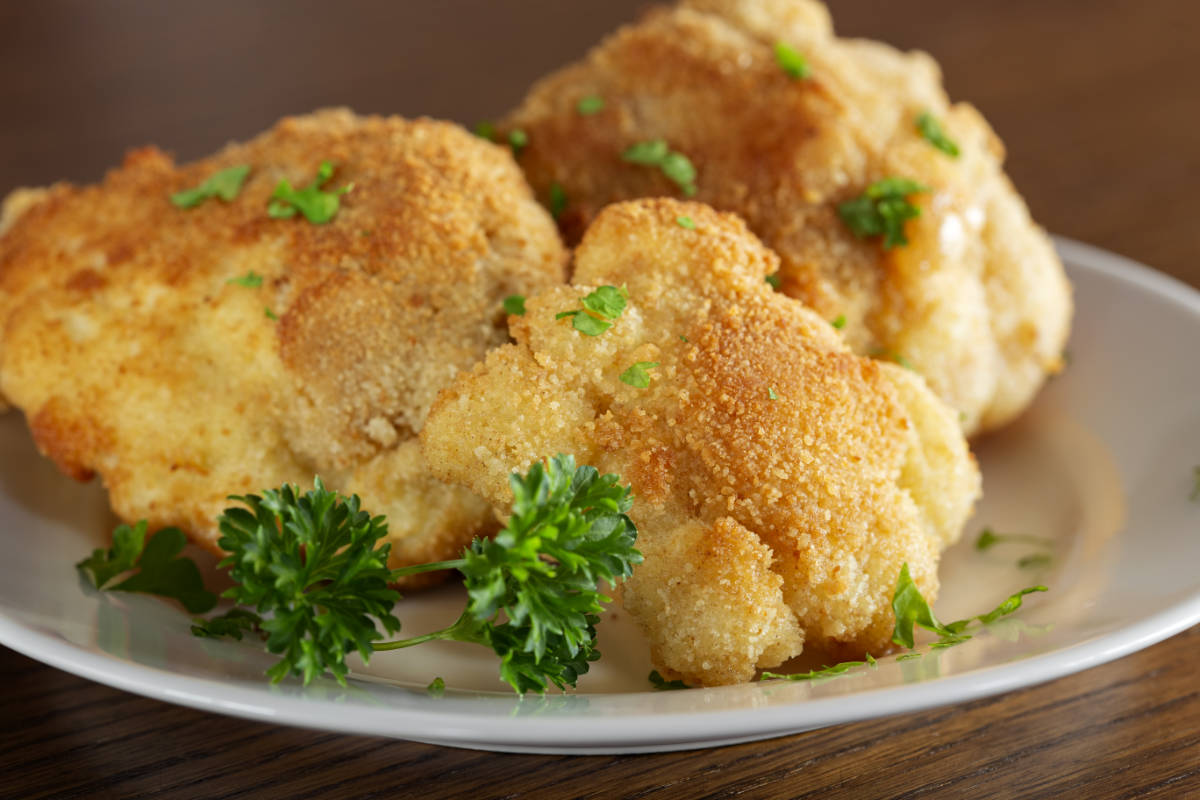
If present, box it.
[649,670,689,690]
[503,294,526,316]
[765,273,781,290]
[620,361,659,389]
[264,307,278,321]
[557,286,627,336]
[621,139,697,196]
[508,129,529,158]
[768,387,779,400]
[78,523,218,614]
[975,527,1054,551]
[191,608,263,641]
[838,177,930,249]
[774,41,811,80]
[548,181,568,220]
[577,94,605,115]
[891,562,1047,649]
[171,165,251,208]
[473,121,498,141]
[268,161,352,224]
[427,676,446,696]
[831,314,847,330]
[212,479,402,686]
[384,454,642,693]
[676,215,696,229]
[916,111,960,157]
[227,271,263,288]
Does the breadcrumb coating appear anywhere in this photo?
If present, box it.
[502,0,1072,435]
[421,199,980,685]
[0,109,567,576]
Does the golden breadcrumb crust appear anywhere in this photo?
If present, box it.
[502,0,1072,435]
[421,199,980,685]
[0,109,567,576]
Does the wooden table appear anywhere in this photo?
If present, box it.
[2,1,1197,796]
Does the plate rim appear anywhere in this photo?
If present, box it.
[3,235,1199,754]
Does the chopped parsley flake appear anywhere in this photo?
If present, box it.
[774,41,811,80]
[473,121,498,141]
[679,335,689,343]
[503,295,526,316]
[676,215,696,229]
[171,164,251,209]
[1018,553,1054,570]
[264,307,278,321]
[916,111,960,157]
[548,182,567,220]
[838,177,930,249]
[557,285,627,336]
[620,361,659,389]
[768,387,779,400]
[268,161,352,224]
[897,653,923,662]
[975,527,1054,552]
[227,271,263,288]
[621,139,697,196]
[765,273,781,290]
[508,129,529,158]
[576,94,605,115]
[427,677,446,696]
[831,314,847,330]
[649,670,689,690]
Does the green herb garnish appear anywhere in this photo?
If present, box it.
[1017,553,1054,570]
[171,164,251,209]
[891,563,1046,650]
[676,215,696,229]
[897,653,923,662]
[761,656,874,682]
[620,361,659,389]
[77,522,217,614]
[621,139,697,196]
[577,95,605,115]
[557,285,627,336]
[774,41,811,80]
[916,111,960,157]
[427,677,446,696]
[768,387,779,400]
[508,129,529,158]
[547,181,567,220]
[503,294,527,316]
[649,670,689,690]
[473,121,498,141]
[227,271,263,288]
[191,607,263,641]
[765,273,781,290]
[268,161,352,224]
[264,307,278,321]
[831,314,846,330]
[838,177,930,249]
[975,528,1054,552]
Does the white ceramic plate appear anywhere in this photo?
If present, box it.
[2,238,1199,755]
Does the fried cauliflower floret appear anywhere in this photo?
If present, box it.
[501,0,1071,435]
[421,199,980,685]
[0,109,567,576]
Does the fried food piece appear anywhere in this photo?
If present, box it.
[0,109,567,575]
[421,199,980,685]
[502,0,1072,435]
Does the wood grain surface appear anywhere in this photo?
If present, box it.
[1,1,1198,797]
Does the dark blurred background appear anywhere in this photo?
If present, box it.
[1,0,1196,275]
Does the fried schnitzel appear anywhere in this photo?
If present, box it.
[501,0,1072,435]
[421,199,980,685]
[0,109,567,576]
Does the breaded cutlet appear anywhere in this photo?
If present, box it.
[0,108,567,577]
[421,199,981,685]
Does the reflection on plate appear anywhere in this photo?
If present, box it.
[1,238,1198,754]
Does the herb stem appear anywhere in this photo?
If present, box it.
[388,559,467,580]
[372,613,473,651]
